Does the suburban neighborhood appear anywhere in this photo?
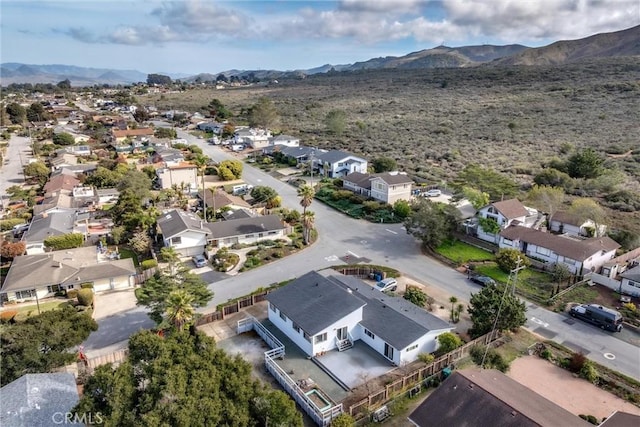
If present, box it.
[1,68,640,426]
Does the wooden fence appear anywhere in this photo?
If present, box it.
[347,330,502,417]
[196,290,272,325]
[334,266,386,280]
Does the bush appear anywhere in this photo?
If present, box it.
[418,353,435,364]
[580,361,599,384]
[67,289,78,299]
[80,283,94,289]
[43,233,84,250]
[404,286,427,307]
[470,345,510,372]
[141,259,158,270]
[568,352,587,373]
[77,288,94,307]
[495,248,531,273]
[0,218,25,231]
[579,415,599,425]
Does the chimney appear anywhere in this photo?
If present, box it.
[57,262,62,268]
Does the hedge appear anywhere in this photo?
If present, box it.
[77,289,94,306]
[0,218,25,231]
[141,259,158,270]
[43,233,84,250]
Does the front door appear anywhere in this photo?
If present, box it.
[384,343,394,361]
[337,326,348,340]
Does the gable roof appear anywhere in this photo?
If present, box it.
[221,208,257,221]
[198,189,251,210]
[266,271,367,336]
[157,209,210,239]
[621,265,640,281]
[206,215,286,239]
[43,174,80,195]
[600,411,640,427]
[0,373,80,427]
[266,271,451,347]
[343,171,372,189]
[23,210,77,243]
[328,274,451,349]
[1,246,136,293]
[345,171,413,189]
[500,225,620,261]
[490,199,529,219]
[409,369,588,427]
[315,149,365,164]
[550,211,587,226]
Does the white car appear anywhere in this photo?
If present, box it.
[375,278,398,292]
[424,189,442,197]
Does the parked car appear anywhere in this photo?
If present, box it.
[423,189,442,197]
[192,255,207,268]
[469,275,496,286]
[570,304,623,332]
[375,278,398,292]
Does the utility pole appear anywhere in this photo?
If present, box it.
[510,257,526,295]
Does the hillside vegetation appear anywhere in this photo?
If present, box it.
[141,57,640,234]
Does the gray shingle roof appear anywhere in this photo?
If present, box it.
[23,210,77,243]
[1,246,137,293]
[329,275,451,349]
[491,199,529,219]
[267,271,451,348]
[266,271,366,335]
[205,215,286,239]
[621,265,640,282]
[344,171,413,189]
[157,209,210,239]
[315,149,365,164]
[343,172,371,189]
[500,225,620,261]
[0,373,80,427]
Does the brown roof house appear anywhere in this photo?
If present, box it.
[343,171,414,204]
[550,211,606,238]
[409,369,590,427]
[475,199,541,244]
[499,225,620,275]
[198,188,252,216]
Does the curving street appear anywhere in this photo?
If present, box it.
[73,126,640,379]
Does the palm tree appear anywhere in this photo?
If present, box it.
[192,154,209,222]
[301,210,315,245]
[160,246,181,275]
[449,296,458,322]
[165,290,195,331]
[297,184,315,217]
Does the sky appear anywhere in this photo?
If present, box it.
[1,0,639,76]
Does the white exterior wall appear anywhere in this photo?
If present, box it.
[370,179,412,204]
[157,167,198,190]
[399,330,451,364]
[271,138,299,147]
[268,305,313,356]
[370,180,389,203]
[355,324,393,362]
[582,249,617,274]
[164,231,207,256]
[549,220,583,236]
[620,278,640,297]
[212,230,286,249]
[310,308,363,356]
[93,275,133,293]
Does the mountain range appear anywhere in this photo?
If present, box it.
[1,25,638,87]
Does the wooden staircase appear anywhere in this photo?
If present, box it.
[337,338,353,352]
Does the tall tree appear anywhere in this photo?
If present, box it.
[73,330,302,426]
[404,198,460,249]
[301,210,315,245]
[566,148,604,179]
[324,109,347,135]
[164,290,195,331]
[192,154,209,222]
[297,184,315,217]
[146,74,172,85]
[568,198,606,237]
[5,103,27,125]
[117,169,152,200]
[372,157,397,173]
[136,268,212,325]
[53,132,75,146]
[1,306,98,386]
[526,185,565,217]
[454,164,518,201]
[468,284,527,338]
[23,161,50,184]
[248,97,279,129]
[461,186,490,210]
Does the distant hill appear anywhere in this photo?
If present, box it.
[493,25,640,66]
[2,25,638,86]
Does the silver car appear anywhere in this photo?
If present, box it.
[375,278,398,292]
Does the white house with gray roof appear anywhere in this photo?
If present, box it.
[205,214,288,249]
[343,171,414,204]
[157,209,210,256]
[266,271,453,365]
[314,150,368,178]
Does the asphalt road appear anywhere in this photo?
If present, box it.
[0,134,33,203]
[71,125,639,379]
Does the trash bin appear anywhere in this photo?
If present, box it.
[374,273,382,281]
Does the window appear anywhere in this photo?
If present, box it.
[16,289,35,299]
[269,303,276,312]
[406,344,418,352]
[364,329,375,339]
[47,284,62,293]
[66,285,75,290]
[303,332,311,342]
[564,257,576,265]
[502,238,513,246]
[245,234,254,238]
[279,311,287,322]
[170,236,182,245]
[536,246,551,256]
[293,323,300,333]
[314,333,327,344]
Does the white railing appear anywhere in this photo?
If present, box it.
[238,316,343,426]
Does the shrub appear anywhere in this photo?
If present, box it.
[272,250,284,259]
[67,289,78,299]
[568,352,587,373]
[418,353,435,364]
[330,413,355,427]
[0,218,25,231]
[141,259,158,270]
[43,233,84,250]
[579,415,599,425]
[404,286,427,307]
[77,288,94,306]
[80,283,94,289]
[580,361,599,384]
[541,348,553,360]
[495,248,531,273]
[470,345,510,372]
[436,332,463,354]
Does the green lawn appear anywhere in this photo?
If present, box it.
[117,248,139,267]
[474,262,554,302]
[2,299,71,320]
[435,240,495,263]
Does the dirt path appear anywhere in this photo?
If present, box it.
[508,356,640,420]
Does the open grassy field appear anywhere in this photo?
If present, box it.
[140,57,640,234]
[435,240,495,264]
